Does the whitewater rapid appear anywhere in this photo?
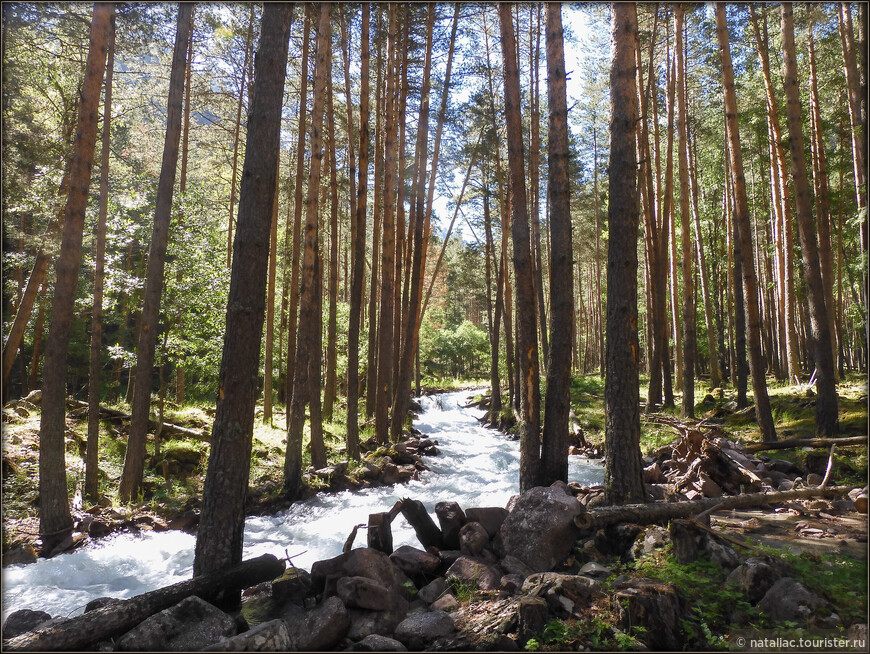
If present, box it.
[2,391,604,621]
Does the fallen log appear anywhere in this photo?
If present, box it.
[574,486,851,531]
[66,398,209,441]
[4,553,284,652]
[745,436,866,452]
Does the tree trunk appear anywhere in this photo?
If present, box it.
[541,3,572,486]
[715,2,776,441]
[675,5,695,418]
[499,2,541,492]
[323,78,339,422]
[285,7,312,428]
[193,3,291,584]
[5,554,285,653]
[346,3,369,461]
[285,3,331,497]
[28,288,46,392]
[604,3,645,506]
[119,4,193,502]
[262,162,280,424]
[781,2,839,436]
[86,14,115,502]
[37,2,113,550]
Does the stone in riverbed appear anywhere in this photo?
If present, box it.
[389,545,440,577]
[337,576,408,613]
[116,595,236,651]
[285,596,350,650]
[311,548,413,599]
[2,609,53,639]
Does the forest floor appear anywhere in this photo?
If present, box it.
[2,375,867,649]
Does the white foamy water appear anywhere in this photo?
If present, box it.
[2,391,604,621]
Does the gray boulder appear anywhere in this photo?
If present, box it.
[389,545,440,577]
[311,548,413,599]
[459,522,489,557]
[204,619,291,651]
[705,539,742,572]
[757,578,831,626]
[464,507,509,538]
[498,486,584,572]
[727,557,783,604]
[446,556,502,591]
[417,577,449,604]
[2,609,53,639]
[393,611,456,651]
[346,634,408,651]
[337,576,408,613]
[286,596,350,650]
[116,596,236,651]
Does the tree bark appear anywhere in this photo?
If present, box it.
[499,2,541,492]
[5,554,285,652]
[119,4,193,502]
[37,2,113,549]
[285,3,331,496]
[323,77,339,422]
[262,163,280,425]
[715,2,776,441]
[781,2,838,436]
[541,2,572,486]
[86,14,115,502]
[604,2,645,506]
[193,3,291,583]
[346,3,370,461]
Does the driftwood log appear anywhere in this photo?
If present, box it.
[574,486,851,530]
[66,398,209,441]
[4,553,285,652]
[744,436,866,452]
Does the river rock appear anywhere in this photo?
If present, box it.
[311,548,413,599]
[116,596,236,651]
[464,507,509,538]
[613,578,683,650]
[500,554,533,578]
[727,557,783,604]
[498,486,584,573]
[459,522,489,557]
[757,578,831,626]
[435,502,466,549]
[2,609,53,638]
[204,619,291,651]
[2,544,38,567]
[393,610,456,651]
[389,545,440,577]
[446,556,502,591]
[346,634,408,651]
[417,577,449,604]
[286,596,350,650]
[345,607,408,641]
[337,576,408,613]
[271,567,313,605]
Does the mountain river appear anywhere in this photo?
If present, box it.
[2,390,604,621]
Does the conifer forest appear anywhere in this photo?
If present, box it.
[1,3,868,651]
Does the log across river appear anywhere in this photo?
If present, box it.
[2,391,605,621]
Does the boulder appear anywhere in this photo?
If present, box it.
[459,522,489,557]
[203,619,291,651]
[629,525,670,559]
[705,539,742,572]
[311,548,413,599]
[757,578,831,626]
[431,594,459,612]
[578,561,612,581]
[2,544,38,567]
[417,577,449,605]
[389,545,440,577]
[286,596,350,650]
[435,502,466,550]
[346,634,408,651]
[116,596,236,651]
[500,574,525,595]
[445,556,502,591]
[393,611,456,651]
[85,597,123,612]
[498,486,584,573]
[2,609,53,639]
[521,572,602,604]
[345,607,408,641]
[464,507,509,538]
[500,555,533,579]
[613,578,683,651]
[271,567,313,605]
[337,576,408,613]
[727,557,783,604]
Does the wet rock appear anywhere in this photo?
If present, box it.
[613,578,683,650]
[311,548,413,599]
[459,521,489,557]
[2,544,38,567]
[435,502,466,549]
[2,609,53,638]
[727,557,783,604]
[417,577,449,605]
[337,576,408,613]
[465,507,509,538]
[758,578,830,626]
[389,545,440,577]
[286,596,350,650]
[446,556,502,591]
[346,634,408,651]
[204,619,290,651]
[393,610,456,651]
[498,486,584,573]
[116,596,236,651]
[46,532,88,558]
